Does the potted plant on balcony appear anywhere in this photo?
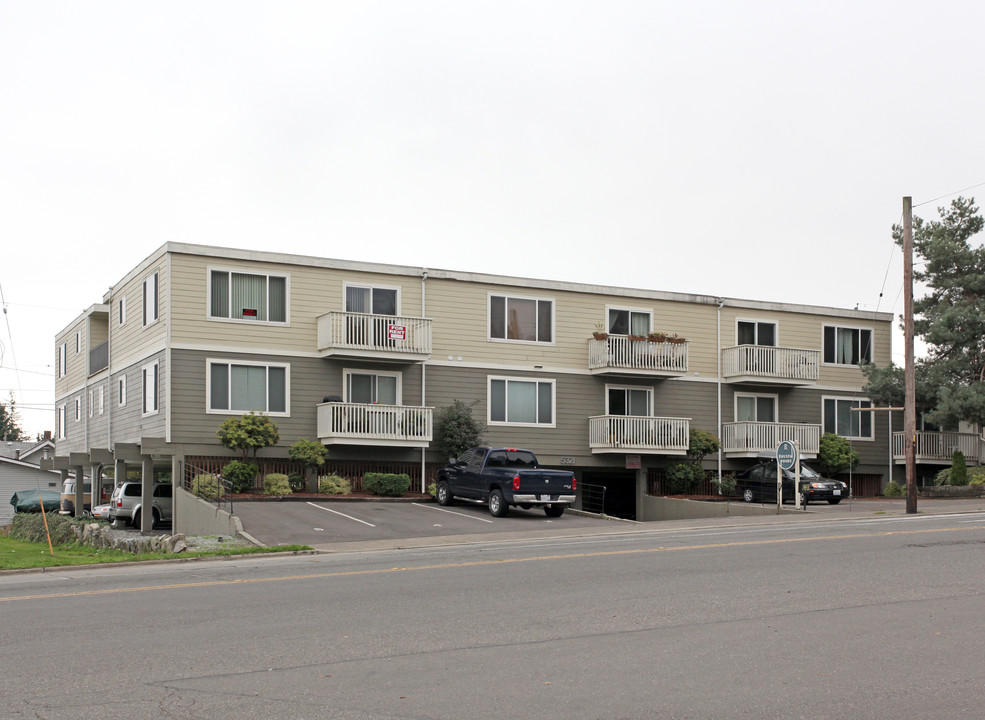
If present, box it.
[628,332,647,342]
[591,322,608,341]
[667,333,686,344]
[647,331,667,343]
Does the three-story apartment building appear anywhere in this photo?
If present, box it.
[52,243,895,526]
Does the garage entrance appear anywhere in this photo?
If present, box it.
[581,470,638,521]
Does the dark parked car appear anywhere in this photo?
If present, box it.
[735,459,848,505]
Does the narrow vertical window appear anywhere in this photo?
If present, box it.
[142,361,159,415]
[143,272,159,326]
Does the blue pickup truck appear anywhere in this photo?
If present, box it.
[436,446,577,517]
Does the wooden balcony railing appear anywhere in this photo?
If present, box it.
[722,345,819,384]
[588,337,688,375]
[317,312,431,360]
[722,422,821,455]
[589,415,690,454]
[317,402,433,447]
[892,431,985,465]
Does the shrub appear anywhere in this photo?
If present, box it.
[664,463,704,494]
[217,412,279,458]
[289,438,328,469]
[969,468,985,486]
[222,461,258,493]
[883,481,905,497]
[434,400,483,460]
[192,473,221,500]
[427,480,437,498]
[8,512,87,545]
[934,468,951,486]
[288,472,306,493]
[950,450,969,485]
[318,474,352,495]
[363,472,411,497]
[263,473,292,496]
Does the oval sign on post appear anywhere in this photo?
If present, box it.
[777,440,798,470]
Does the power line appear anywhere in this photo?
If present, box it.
[0,283,24,404]
[914,180,985,208]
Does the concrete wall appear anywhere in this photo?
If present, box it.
[640,495,803,521]
[174,487,244,538]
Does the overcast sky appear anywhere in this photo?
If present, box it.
[1,0,983,438]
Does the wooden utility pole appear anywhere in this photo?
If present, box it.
[903,196,918,513]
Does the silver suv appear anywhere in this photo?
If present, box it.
[109,482,173,528]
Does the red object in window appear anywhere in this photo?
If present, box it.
[242,308,258,317]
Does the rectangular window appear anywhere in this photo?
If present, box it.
[74,398,81,421]
[143,272,159,326]
[824,397,873,439]
[88,390,94,417]
[608,308,651,336]
[489,377,555,426]
[735,394,777,423]
[607,386,651,416]
[142,361,159,415]
[57,405,66,439]
[58,343,67,378]
[345,370,399,405]
[345,285,398,315]
[76,332,81,353]
[489,295,553,343]
[737,320,776,346]
[208,360,288,414]
[118,375,127,407]
[209,269,288,323]
[823,326,872,365]
[119,296,127,325]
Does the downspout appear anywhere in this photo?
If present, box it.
[421,269,428,494]
[717,298,724,482]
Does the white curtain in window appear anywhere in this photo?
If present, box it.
[507,380,537,423]
[630,313,649,337]
[836,328,854,364]
[232,273,267,321]
[231,365,267,411]
[377,376,397,405]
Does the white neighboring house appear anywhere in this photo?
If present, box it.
[1,435,60,524]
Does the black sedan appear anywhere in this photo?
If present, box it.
[735,460,848,505]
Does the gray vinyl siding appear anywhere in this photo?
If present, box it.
[169,349,425,449]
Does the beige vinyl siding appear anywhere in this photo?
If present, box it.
[54,317,87,398]
[107,259,168,371]
[168,252,424,353]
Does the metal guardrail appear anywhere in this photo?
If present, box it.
[184,463,234,514]
[580,482,607,515]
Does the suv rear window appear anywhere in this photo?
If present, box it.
[124,484,141,497]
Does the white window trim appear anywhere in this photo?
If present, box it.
[98,386,104,415]
[118,375,127,407]
[206,266,291,326]
[487,375,557,428]
[341,367,403,405]
[733,392,779,422]
[58,343,67,378]
[604,383,653,416]
[342,282,402,315]
[205,358,291,416]
[143,271,159,327]
[119,296,127,325]
[822,395,875,441]
[605,305,653,336]
[487,292,556,346]
[88,390,94,417]
[57,405,66,440]
[735,317,779,346]
[822,324,874,367]
[142,360,160,416]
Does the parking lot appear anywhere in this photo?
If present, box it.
[231,498,624,549]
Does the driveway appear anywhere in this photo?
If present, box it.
[232,498,623,550]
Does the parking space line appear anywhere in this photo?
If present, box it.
[306,502,376,527]
[412,502,495,523]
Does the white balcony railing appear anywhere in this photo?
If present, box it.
[722,345,820,383]
[588,337,688,374]
[723,422,821,455]
[317,402,433,447]
[589,415,690,454]
[317,312,431,359]
[892,431,985,465]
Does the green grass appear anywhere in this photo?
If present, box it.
[0,535,313,571]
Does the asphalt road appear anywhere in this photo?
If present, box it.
[2,505,984,719]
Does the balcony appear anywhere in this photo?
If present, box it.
[722,345,819,386]
[317,312,431,362]
[723,422,820,458]
[588,337,688,377]
[316,402,433,447]
[589,415,690,455]
[88,340,109,376]
[892,431,985,465]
